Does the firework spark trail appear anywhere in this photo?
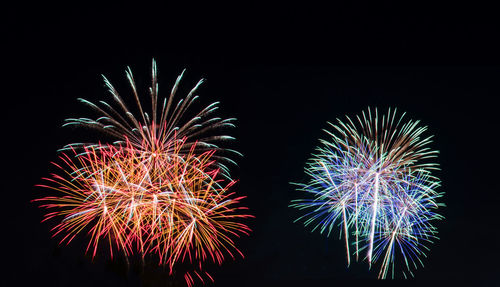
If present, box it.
[36,60,251,286]
[291,107,444,278]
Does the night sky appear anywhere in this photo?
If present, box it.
[5,4,500,287]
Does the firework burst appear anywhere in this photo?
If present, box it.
[37,137,251,284]
[36,60,251,286]
[290,107,444,278]
[62,59,239,176]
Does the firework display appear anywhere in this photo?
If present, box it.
[290,108,444,278]
[36,60,251,286]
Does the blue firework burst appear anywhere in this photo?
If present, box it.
[290,107,444,278]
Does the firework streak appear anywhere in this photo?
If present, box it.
[36,60,251,286]
[290,108,444,279]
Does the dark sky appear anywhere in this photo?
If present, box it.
[5,4,500,287]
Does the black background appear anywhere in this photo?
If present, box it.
[5,3,500,287]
